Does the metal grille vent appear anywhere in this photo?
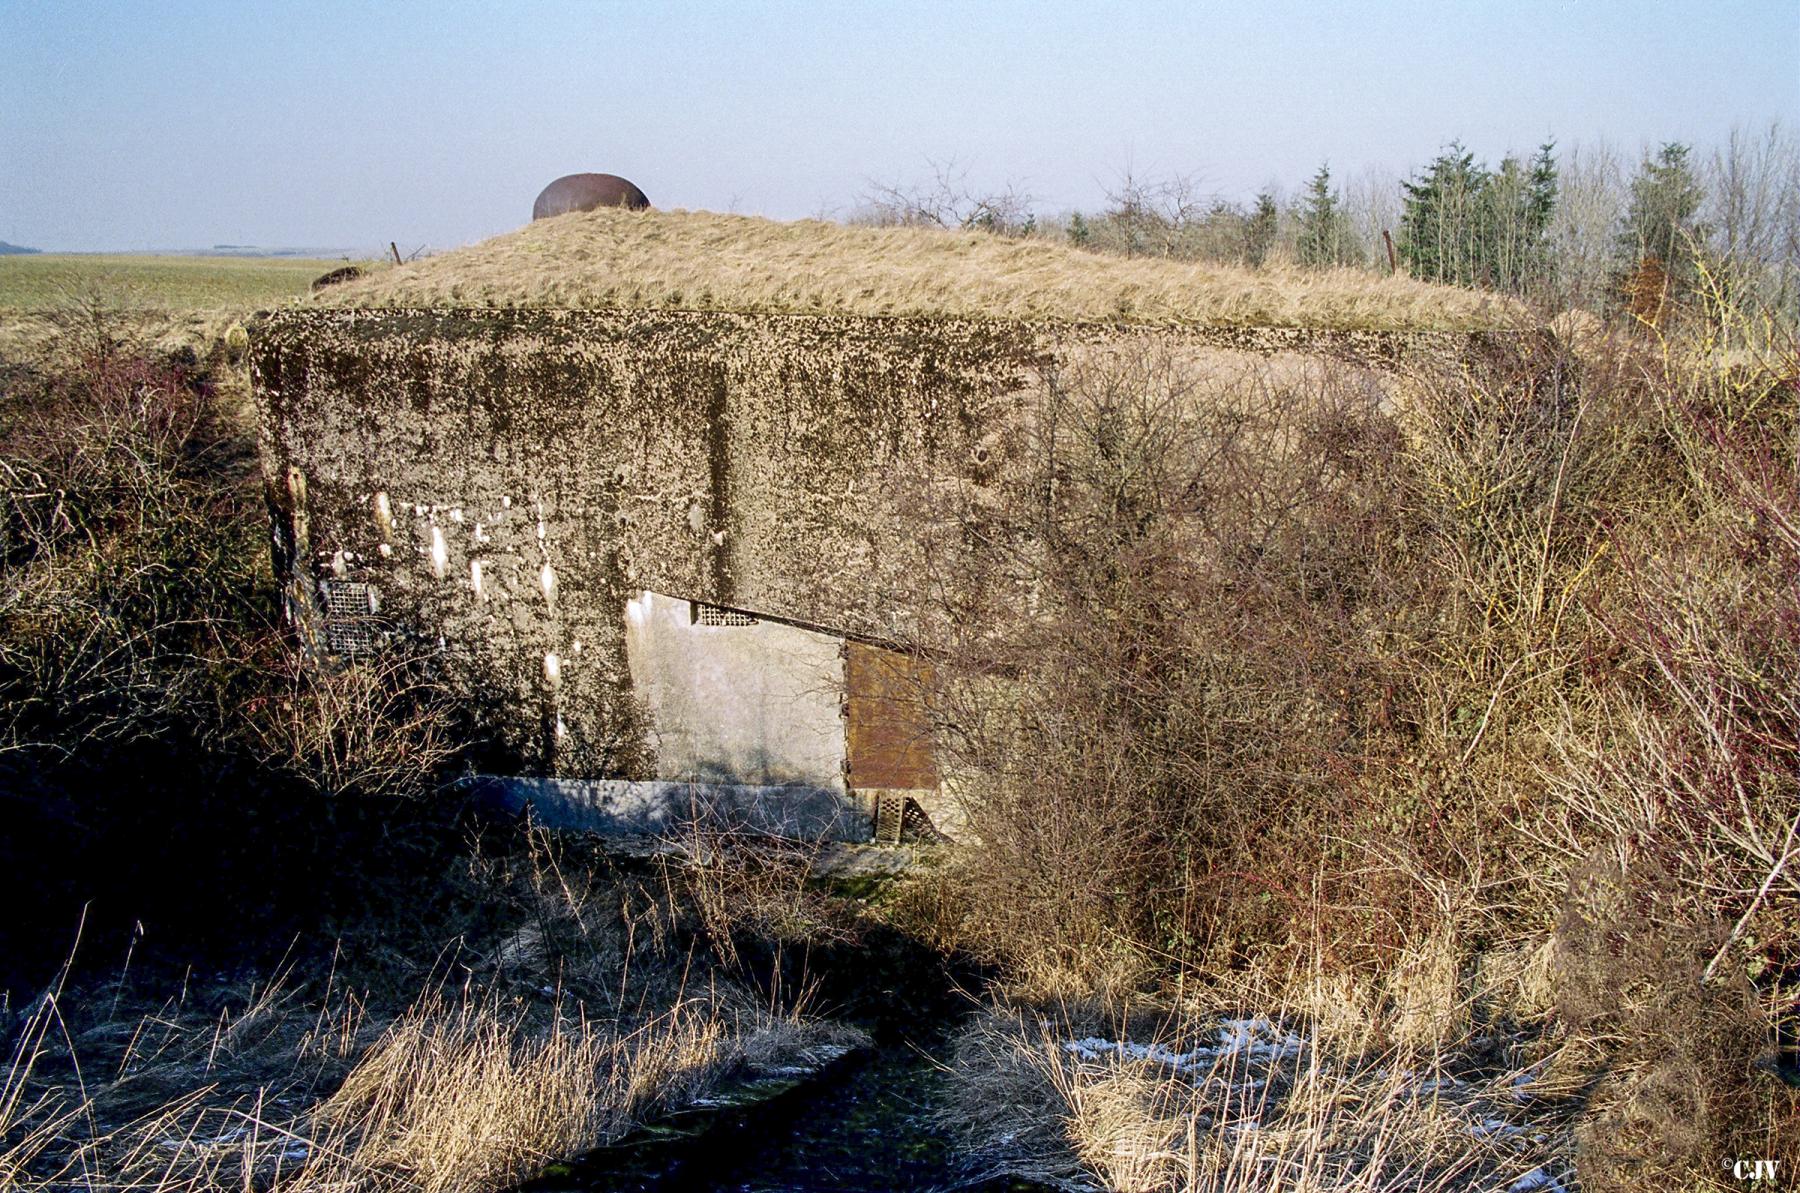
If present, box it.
[693,602,757,627]
[872,794,951,846]
[321,581,381,657]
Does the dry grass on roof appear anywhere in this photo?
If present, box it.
[314,208,1518,331]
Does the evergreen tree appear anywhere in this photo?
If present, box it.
[1296,165,1358,268]
[1611,142,1708,323]
[1400,141,1558,293]
[1244,190,1279,267]
[1481,142,1558,293]
[1527,142,1559,235]
[1616,142,1706,282]
[1520,141,1560,292]
[1399,143,1490,285]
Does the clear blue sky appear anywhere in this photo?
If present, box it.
[3,0,1796,251]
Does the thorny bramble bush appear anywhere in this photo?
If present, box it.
[0,304,465,984]
[918,310,1798,1186]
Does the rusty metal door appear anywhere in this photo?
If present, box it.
[844,642,938,790]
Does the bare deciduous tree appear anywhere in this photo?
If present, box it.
[1545,139,1628,310]
[1342,164,1401,270]
[1704,120,1800,313]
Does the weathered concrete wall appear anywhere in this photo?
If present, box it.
[624,590,847,791]
[250,308,1464,785]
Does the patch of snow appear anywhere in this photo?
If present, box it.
[1062,1017,1305,1074]
[1470,1116,1526,1140]
[1507,1166,1569,1192]
[1511,1064,1543,1103]
[802,1043,858,1063]
[1063,1037,1214,1071]
[1216,1017,1305,1061]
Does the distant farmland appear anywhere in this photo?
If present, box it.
[0,253,359,312]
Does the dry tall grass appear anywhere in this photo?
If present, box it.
[2,981,815,1192]
[0,830,863,1192]
[300,991,766,1193]
[946,994,1575,1193]
[315,207,1513,330]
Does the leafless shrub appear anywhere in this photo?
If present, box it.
[650,824,859,973]
[1541,140,1630,313]
[919,344,1405,993]
[1093,168,1215,258]
[921,310,1797,1182]
[29,281,162,368]
[856,157,1039,236]
[1342,165,1403,272]
[1550,853,1774,1189]
[1522,307,1800,1182]
[244,651,462,801]
[1,299,464,811]
[0,313,261,765]
[1068,167,1284,266]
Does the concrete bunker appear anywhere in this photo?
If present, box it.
[250,209,1501,846]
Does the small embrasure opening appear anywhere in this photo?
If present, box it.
[692,601,758,627]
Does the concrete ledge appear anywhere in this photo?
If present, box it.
[460,775,872,843]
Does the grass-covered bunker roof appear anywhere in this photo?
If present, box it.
[314,208,1513,331]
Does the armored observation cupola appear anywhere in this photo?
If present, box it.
[531,173,651,220]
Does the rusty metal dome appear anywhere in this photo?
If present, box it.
[531,173,651,220]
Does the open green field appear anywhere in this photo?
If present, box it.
[0,253,358,311]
